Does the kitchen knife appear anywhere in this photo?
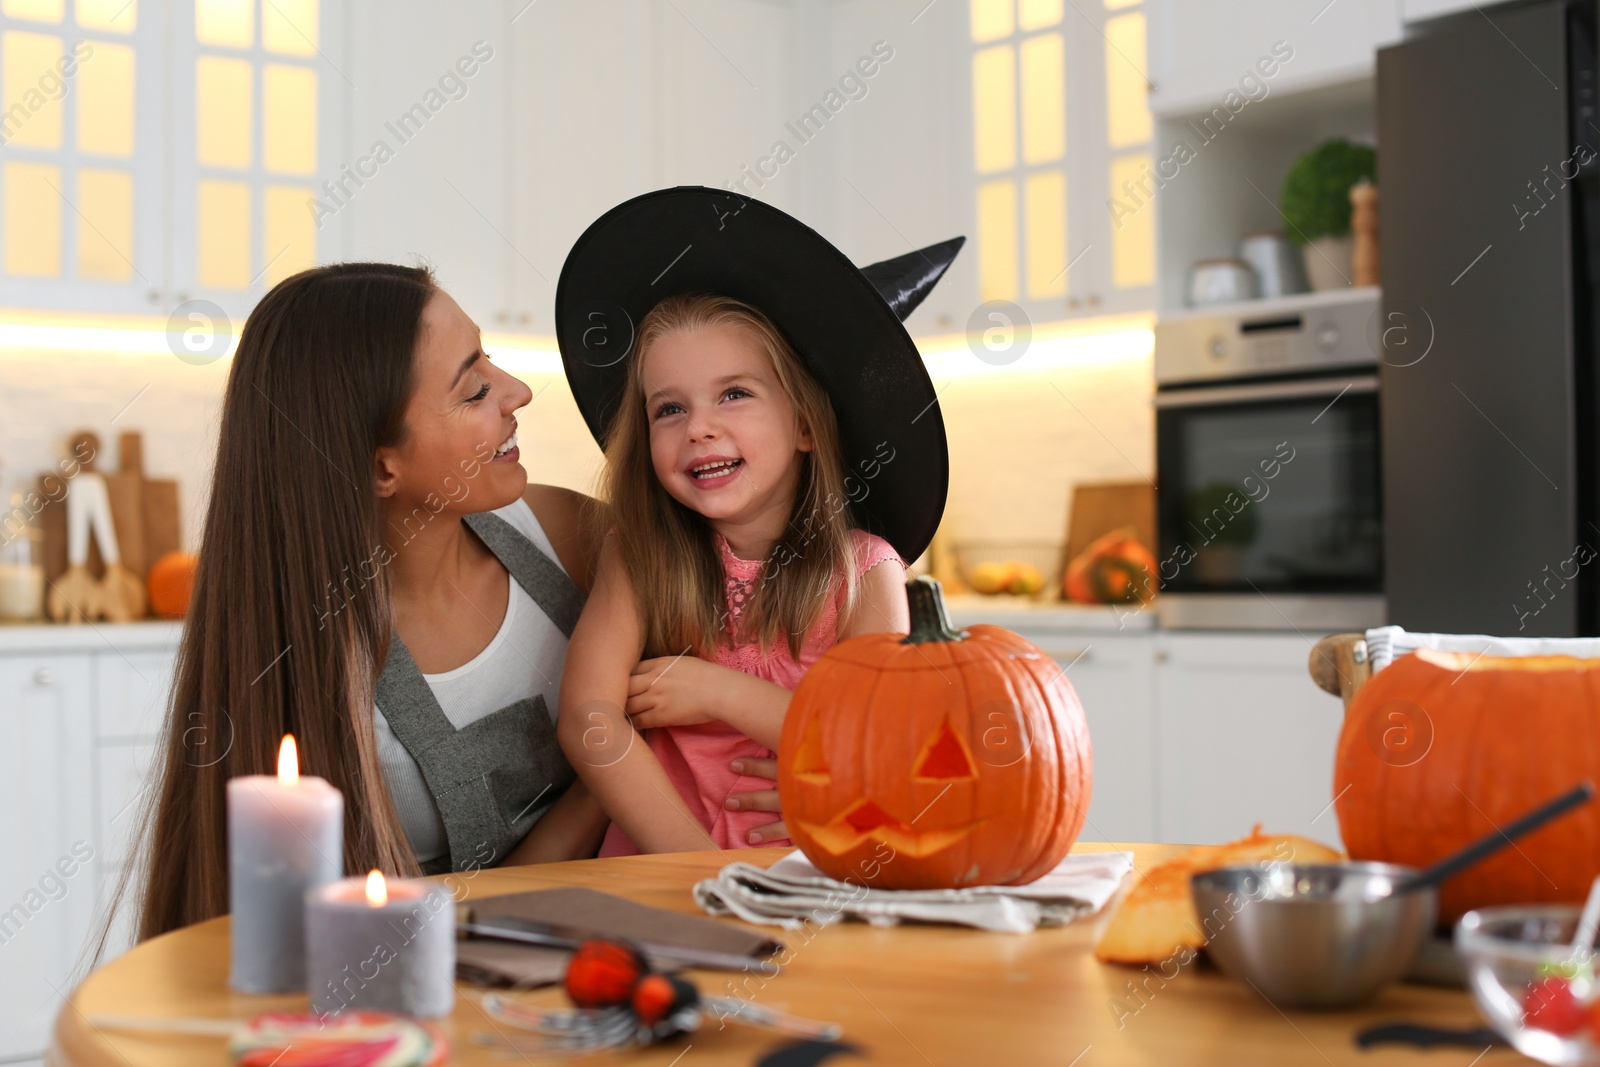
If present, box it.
[456,912,780,976]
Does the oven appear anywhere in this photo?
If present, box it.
[1153,295,1386,630]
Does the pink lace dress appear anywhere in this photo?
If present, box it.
[598,528,904,855]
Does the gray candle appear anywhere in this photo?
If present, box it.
[306,871,456,1019]
[228,735,344,993]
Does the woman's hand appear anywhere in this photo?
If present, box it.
[625,655,727,729]
[725,757,789,845]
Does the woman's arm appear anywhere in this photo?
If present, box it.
[524,484,602,595]
[557,535,716,854]
[501,777,609,864]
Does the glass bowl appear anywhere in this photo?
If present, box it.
[1457,905,1600,1065]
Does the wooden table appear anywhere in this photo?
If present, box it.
[51,844,1520,1066]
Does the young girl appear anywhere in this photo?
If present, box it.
[553,188,964,854]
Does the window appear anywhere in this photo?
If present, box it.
[192,0,319,292]
[969,0,1155,309]
[0,0,137,283]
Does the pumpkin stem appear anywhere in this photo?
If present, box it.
[902,576,969,644]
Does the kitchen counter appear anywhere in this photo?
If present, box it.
[0,618,182,653]
[943,594,1157,632]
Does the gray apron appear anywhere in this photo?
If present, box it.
[376,511,584,875]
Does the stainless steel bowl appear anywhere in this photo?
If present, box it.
[1191,862,1438,1008]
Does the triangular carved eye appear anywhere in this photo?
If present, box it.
[792,718,830,781]
[913,719,977,781]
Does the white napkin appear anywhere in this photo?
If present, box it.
[1365,624,1600,673]
[693,850,1133,935]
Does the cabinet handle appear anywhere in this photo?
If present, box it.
[34,668,54,686]
[518,313,532,326]
[1087,293,1102,308]
[1067,296,1081,310]
[1154,649,1170,664]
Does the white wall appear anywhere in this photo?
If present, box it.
[0,342,1152,555]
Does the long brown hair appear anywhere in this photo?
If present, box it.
[134,263,435,940]
[604,293,857,660]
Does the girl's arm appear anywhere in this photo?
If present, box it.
[626,560,911,749]
[557,535,717,854]
[501,777,609,864]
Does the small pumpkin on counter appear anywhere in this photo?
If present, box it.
[777,575,1093,889]
[1063,528,1157,605]
[1334,649,1600,923]
[147,550,198,618]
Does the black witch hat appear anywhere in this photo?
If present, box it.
[555,186,962,563]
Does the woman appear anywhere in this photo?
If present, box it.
[134,263,787,940]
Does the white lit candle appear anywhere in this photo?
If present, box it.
[305,869,456,1019]
[227,734,344,993]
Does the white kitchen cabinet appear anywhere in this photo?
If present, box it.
[1022,630,1158,844]
[1153,632,1346,848]
[1145,0,1402,116]
[0,653,96,1063]
[341,0,510,331]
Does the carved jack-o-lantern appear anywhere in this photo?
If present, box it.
[778,576,1093,889]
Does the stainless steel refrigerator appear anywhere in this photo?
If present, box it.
[1379,0,1600,636]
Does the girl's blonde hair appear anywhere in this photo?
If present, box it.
[602,292,857,659]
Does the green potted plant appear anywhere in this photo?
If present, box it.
[1280,138,1377,291]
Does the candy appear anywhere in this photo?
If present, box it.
[229,1010,448,1067]
[1523,977,1587,1036]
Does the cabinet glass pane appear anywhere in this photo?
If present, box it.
[1110,154,1155,288]
[969,0,1013,43]
[1105,12,1151,148]
[197,178,250,288]
[2,0,61,22]
[197,0,252,48]
[76,166,132,279]
[1018,0,1061,30]
[972,45,1015,174]
[262,0,316,55]
[263,184,313,285]
[263,64,315,175]
[75,0,135,33]
[196,55,252,168]
[4,161,61,276]
[1024,170,1066,298]
[77,39,133,156]
[1020,32,1064,165]
[977,178,1018,301]
[3,31,63,148]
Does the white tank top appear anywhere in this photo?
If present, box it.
[374,498,570,865]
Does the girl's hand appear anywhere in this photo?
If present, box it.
[725,757,789,845]
[625,655,724,729]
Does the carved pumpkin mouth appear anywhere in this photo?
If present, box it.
[797,800,983,858]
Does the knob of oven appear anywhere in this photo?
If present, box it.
[1314,322,1340,351]
[1206,335,1227,361]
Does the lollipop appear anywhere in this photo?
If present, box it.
[229,1010,448,1067]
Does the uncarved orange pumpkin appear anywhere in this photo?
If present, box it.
[1063,528,1157,605]
[778,576,1093,889]
[1334,648,1600,922]
[147,551,198,618]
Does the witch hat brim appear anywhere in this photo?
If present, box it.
[555,186,962,563]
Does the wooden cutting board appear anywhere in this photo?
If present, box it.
[39,429,181,605]
[1063,481,1157,567]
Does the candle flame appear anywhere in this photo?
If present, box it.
[365,869,387,907]
[277,734,299,785]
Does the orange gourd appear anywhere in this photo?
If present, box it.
[147,551,198,618]
[1334,648,1600,922]
[778,576,1093,889]
[1063,529,1157,605]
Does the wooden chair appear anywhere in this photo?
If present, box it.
[1308,632,1372,712]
